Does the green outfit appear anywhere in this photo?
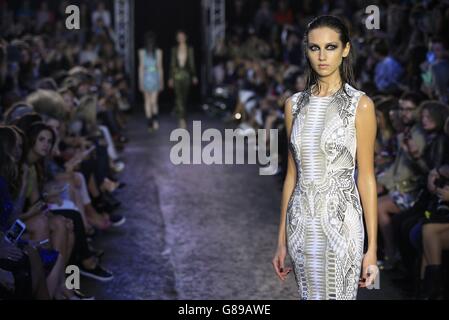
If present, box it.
[170,46,196,120]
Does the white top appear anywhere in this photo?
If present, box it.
[300,95,332,182]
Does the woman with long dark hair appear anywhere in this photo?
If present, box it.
[0,126,50,299]
[139,31,164,132]
[272,15,379,299]
[168,30,198,129]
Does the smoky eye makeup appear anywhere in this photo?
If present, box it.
[326,43,338,50]
[308,43,339,51]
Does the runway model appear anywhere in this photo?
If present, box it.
[272,15,379,300]
[139,31,164,132]
[168,30,198,129]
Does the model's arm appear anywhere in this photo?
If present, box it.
[157,49,164,91]
[272,97,296,281]
[355,95,378,286]
[189,47,198,84]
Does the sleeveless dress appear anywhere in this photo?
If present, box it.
[286,83,366,300]
[143,50,160,92]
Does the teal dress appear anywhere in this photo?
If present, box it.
[143,50,160,92]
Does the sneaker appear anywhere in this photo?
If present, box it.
[108,213,126,227]
[79,264,114,282]
[73,289,95,300]
[112,161,125,173]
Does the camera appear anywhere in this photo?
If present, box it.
[4,219,26,244]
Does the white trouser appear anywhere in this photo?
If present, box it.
[99,125,119,161]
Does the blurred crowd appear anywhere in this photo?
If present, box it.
[1,1,129,299]
[211,0,449,299]
[2,0,449,300]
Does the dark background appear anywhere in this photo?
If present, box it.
[134,0,203,112]
[6,0,203,113]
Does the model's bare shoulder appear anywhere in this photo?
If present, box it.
[284,94,298,134]
[284,95,294,113]
[357,95,375,114]
[355,94,377,137]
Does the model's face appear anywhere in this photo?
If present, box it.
[432,42,445,60]
[399,99,418,125]
[306,27,349,78]
[177,32,187,44]
[421,109,437,131]
[33,130,53,158]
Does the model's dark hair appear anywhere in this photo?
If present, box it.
[303,15,356,94]
[144,31,157,55]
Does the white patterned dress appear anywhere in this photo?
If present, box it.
[286,83,366,300]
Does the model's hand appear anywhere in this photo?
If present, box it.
[192,77,198,86]
[359,250,378,288]
[0,239,23,261]
[168,79,174,89]
[436,185,449,201]
[272,245,292,281]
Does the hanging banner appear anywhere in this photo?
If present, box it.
[114,0,133,74]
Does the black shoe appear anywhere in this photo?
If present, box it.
[108,213,126,227]
[73,289,95,300]
[92,196,114,213]
[80,264,114,282]
[422,265,444,299]
[94,193,121,212]
[88,245,105,259]
[103,192,121,208]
